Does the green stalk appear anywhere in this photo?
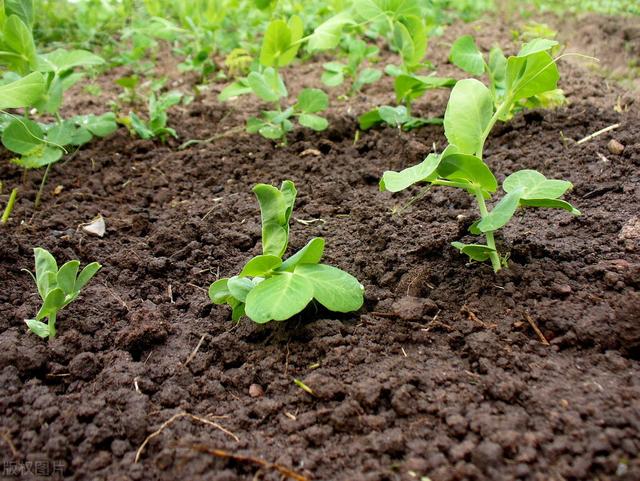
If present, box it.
[48,313,56,339]
[474,188,502,272]
[1,187,18,224]
[478,95,514,159]
[34,163,52,209]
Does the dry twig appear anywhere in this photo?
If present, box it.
[523,311,550,346]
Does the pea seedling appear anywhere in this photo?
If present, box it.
[380,39,581,272]
[322,37,381,96]
[209,181,364,323]
[24,248,101,339]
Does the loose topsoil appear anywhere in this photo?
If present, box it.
[1,13,639,481]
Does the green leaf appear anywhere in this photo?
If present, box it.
[295,263,364,313]
[488,47,507,98]
[394,74,455,104]
[380,152,441,192]
[25,319,49,338]
[358,108,383,130]
[476,190,522,233]
[518,38,559,57]
[2,15,37,72]
[247,71,280,102]
[209,278,231,304]
[355,0,420,21]
[5,0,34,26]
[451,242,496,262]
[503,169,572,199]
[279,237,325,271]
[35,287,65,321]
[393,15,426,68]
[56,260,80,296]
[378,105,410,127]
[298,113,328,131]
[239,255,283,277]
[308,12,354,52]
[506,51,559,102]
[75,262,101,291]
[321,64,345,87]
[46,122,74,146]
[13,146,62,169]
[227,276,255,302]
[231,301,245,321]
[76,113,118,137]
[37,49,104,73]
[33,247,57,298]
[295,88,328,114]
[444,79,494,156]
[253,181,296,257]
[1,118,44,155]
[0,72,44,109]
[520,198,581,215]
[218,79,252,101]
[259,124,285,140]
[353,68,381,90]
[245,271,314,323]
[449,35,485,76]
[259,16,302,68]
[438,153,497,193]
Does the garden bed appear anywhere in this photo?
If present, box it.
[1,13,639,481]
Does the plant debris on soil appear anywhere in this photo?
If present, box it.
[1,13,639,481]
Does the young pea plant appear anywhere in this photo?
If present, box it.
[125,91,183,142]
[209,181,364,324]
[219,16,330,143]
[449,35,566,120]
[322,37,381,96]
[24,248,101,340]
[380,39,581,272]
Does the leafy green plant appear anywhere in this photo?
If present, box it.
[125,91,183,142]
[219,16,330,143]
[209,181,364,323]
[449,35,567,120]
[380,39,581,272]
[24,248,101,340]
[321,37,381,96]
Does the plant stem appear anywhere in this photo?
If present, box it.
[1,187,18,224]
[35,163,52,209]
[479,95,513,158]
[474,188,502,272]
[48,313,56,339]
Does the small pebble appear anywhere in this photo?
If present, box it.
[249,384,264,398]
[608,139,624,155]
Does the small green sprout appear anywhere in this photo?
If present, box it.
[127,90,183,142]
[24,248,101,340]
[209,181,364,324]
[322,37,381,96]
[381,39,581,272]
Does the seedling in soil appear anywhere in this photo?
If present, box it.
[380,39,581,272]
[209,181,364,323]
[125,90,183,142]
[322,37,381,96]
[24,248,101,339]
[219,17,330,143]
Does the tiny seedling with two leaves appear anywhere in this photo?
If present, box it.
[24,248,101,340]
[209,181,364,323]
[322,36,381,96]
[219,16,330,143]
[380,39,581,272]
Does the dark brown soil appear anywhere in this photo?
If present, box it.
[1,13,639,481]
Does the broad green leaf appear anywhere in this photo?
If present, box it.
[247,71,280,102]
[488,47,507,98]
[520,198,581,215]
[518,38,559,57]
[259,124,285,140]
[0,72,44,109]
[449,35,485,76]
[308,12,354,52]
[321,65,345,87]
[295,88,328,114]
[1,118,43,154]
[77,113,118,137]
[218,79,252,101]
[227,276,255,302]
[56,260,80,296]
[70,127,92,146]
[25,319,49,338]
[354,0,420,21]
[3,15,37,72]
[393,15,426,68]
[438,153,497,193]
[354,68,381,90]
[380,152,440,192]
[295,264,364,313]
[37,49,104,73]
[279,237,325,272]
[444,79,494,156]
[259,16,302,68]
[394,74,455,104]
[209,278,231,304]
[47,122,74,146]
[13,146,63,169]
[239,255,283,277]
[36,287,65,320]
[451,242,496,262]
[245,271,314,323]
[35,76,63,115]
[75,262,101,291]
[231,301,245,321]
[253,182,293,257]
[358,108,383,130]
[298,114,328,131]
[378,105,410,127]
[506,51,559,102]
[5,0,34,26]
[476,190,522,233]
[503,169,572,199]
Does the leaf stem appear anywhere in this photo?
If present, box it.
[479,94,513,158]
[474,188,501,272]
[35,163,52,209]
[1,187,18,224]
[48,313,56,339]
